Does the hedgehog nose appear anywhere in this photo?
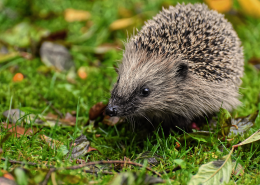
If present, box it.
[106,105,117,117]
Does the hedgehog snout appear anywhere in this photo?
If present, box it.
[105,104,118,117]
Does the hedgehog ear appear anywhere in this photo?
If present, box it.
[176,62,188,79]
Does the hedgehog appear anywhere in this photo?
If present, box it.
[105,3,244,133]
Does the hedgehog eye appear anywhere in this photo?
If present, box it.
[141,88,150,97]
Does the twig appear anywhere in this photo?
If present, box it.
[1,157,116,175]
[83,170,115,175]
[39,168,55,185]
[1,157,54,168]
[61,160,162,177]
[2,158,161,177]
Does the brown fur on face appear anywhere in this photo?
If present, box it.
[106,3,244,131]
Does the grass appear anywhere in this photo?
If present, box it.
[0,0,260,184]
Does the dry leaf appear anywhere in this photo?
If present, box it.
[188,154,232,185]
[89,102,107,120]
[2,109,42,125]
[46,113,58,119]
[109,17,135,30]
[65,112,77,123]
[248,57,260,70]
[232,162,244,176]
[37,113,76,127]
[102,115,122,126]
[135,151,161,166]
[1,123,34,137]
[110,172,164,185]
[0,177,17,185]
[238,0,260,18]
[1,170,15,182]
[175,142,181,149]
[64,9,91,22]
[87,146,98,152]
[40,41,74,71]
[233,129,260,147]
[3,173,15,181]
[40,135,62,149]
[228,111,257,136]
[3,110,75,127]
[3,109,26,123]
[67,135,93,159]
[204,0,233,13]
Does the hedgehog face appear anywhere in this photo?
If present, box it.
[106,49,190,118]
[106,83,153,117]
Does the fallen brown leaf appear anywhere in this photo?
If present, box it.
[0,177,17,185]
[67,135,91,159]
[228,110,258,136]
[87,146,98,152]
[76,159,87,164]
[134,151,161,166]
[102,115,122,126]
[42,113,76,126]
[40,41,74,72]
[65,112,77,123]
[89,102,107,120]
[248,57,260,70]
[46,113,58,119]
[238,0,260,18]
[109,17,136,30]
[2,109,37,124]
[1,123,34,138]
[40,135,62,149]
[232,162,244,176]
[204,0,233,13]
[64,9,91,22]
[3,173,15,181]
[175,142,181,149]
